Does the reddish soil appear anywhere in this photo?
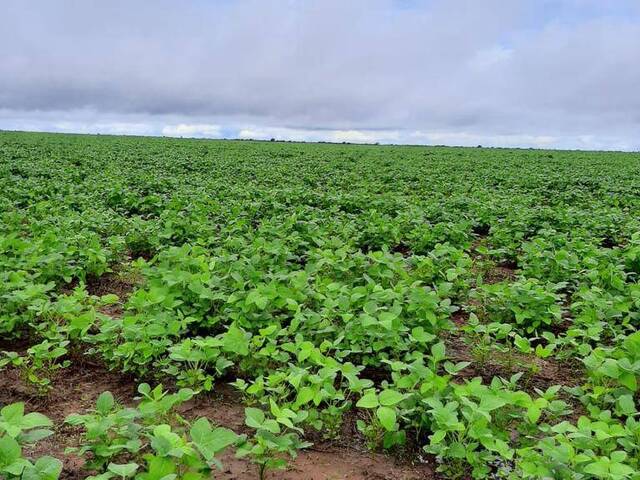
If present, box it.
[85,272,137,299]
[86,271,139,318]
[469,237,517,285]
[482,264,516,284]
[0,361,435,480]
[451,311,468,328]
[445,333,584,392]
[0,361,136,479]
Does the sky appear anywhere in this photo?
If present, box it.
[1,0,639,150]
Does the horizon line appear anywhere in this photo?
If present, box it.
[1,128,637,154]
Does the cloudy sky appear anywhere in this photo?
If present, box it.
[1,0,639,150]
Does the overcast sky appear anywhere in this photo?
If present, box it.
[1,0,639,150]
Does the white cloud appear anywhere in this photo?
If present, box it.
[469,45,513,70]
[162,124,222,138]
[409,131,557,148]
[326,130,400,144]
[238,127,324,142]
[52,121,154,136]
[237,126,564,148]
[238,126,401,144]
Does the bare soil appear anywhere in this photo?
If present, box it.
[0,360,435,480]
[86,271,139,318]
[482,264,516,284]
[445,333,583,391]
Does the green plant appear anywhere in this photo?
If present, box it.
[0,403,61,480]
[237,407,311,480]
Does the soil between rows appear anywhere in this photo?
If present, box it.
[0,359,436,480]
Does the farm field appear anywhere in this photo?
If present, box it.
[1,130,640,479]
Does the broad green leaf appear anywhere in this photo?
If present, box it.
[376,406,396,431]
[22,456,63,480]
[190,418,238,461]
[295,386,315,405]
[616,394,635,415]
[96,392,115,415]
[21,413,53,429]
[222,324,249,356]
[19,428,54,444]
[411,327,435,343]
[138,456,176,480]
[479,394,506,412]
[0,435,21,466]
[378,389,405,407]
[430,342,446,362]
[1,403,24,424]
[430,430,446,444]
[356,392,379,409]
[107,462,139,478]
[244,408,265,429]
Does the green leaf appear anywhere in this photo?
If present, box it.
[255,295,268,310]
[599,359,620,378]
[526,405,541,423]
[1,403,24,425]
[479,394,506,412]
[583,460,609,477]
[19,428,54,444]
[378,311,397,329]
[295,386,315,406]
[107,462,139,478]
[356,392,379,409]
[430,342,446,362]
[430,430,447,444]
[378,389,405,407]
[190,417,238,462]
[86,472,115,480]
[261,419,281,434]
[138,456,176,480]
[22,456,63,480]
[96,392,115,415]
[22,413,53,429]
[223,324,249,356]
[101,294,120,305]
[610,462,634,477]
[411,327,435,343]
[376,406,397,431]
[616,394,636,415]
[618,372,637,391]
[363,301,377,315]
[244,408,265,429]
[0,435,21,466]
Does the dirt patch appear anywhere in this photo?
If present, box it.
[57,268,139,317]
[469,238,517,285]
[359,365,393,386]
[86,271,139,317]
[472,224,490,237]
[264,448,433,480]
[451,311,469,328]
[211,445,433,480]
[482,264,516,284]
[86,272,136,299]
[391,243,412,257]
[0,361,435,480]
[0,336,32,354]
[445,333,583,392]
[0,360,137,480]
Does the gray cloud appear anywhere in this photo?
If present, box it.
[1,0,639,149]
